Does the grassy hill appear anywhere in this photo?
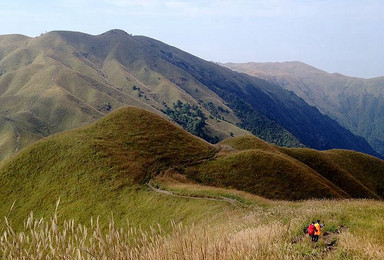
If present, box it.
[1,30,379,162]
[223,61,384,158]
[0,107,217,226]
[185,135,384,200]
[0,108,382,229]
[0,108,383,258]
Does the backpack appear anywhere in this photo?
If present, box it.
[307,224,315,235]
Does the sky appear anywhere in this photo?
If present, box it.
[0,0,383,78]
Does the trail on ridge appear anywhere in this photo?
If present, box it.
[147,179,245,208]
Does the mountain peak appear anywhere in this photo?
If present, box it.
[99,29,130,37]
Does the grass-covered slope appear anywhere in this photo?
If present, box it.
[185,135,384,200]
[279,148,384,199]
[185,149,348,200]
[0,107,384,230]
[1,29,378,162]
[0,31,248,161]
[0,107,382,229]
[0,107,216,226]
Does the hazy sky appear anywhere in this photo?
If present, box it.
[1,0,383,78]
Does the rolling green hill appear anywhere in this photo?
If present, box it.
[0,30,379,162]
[0,107,383,258]
[0,107,217,226]
[222,61,384,157]
[0,108,382,227]
[185,135,384,200]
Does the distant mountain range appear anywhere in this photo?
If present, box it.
[223,61,384,158]
[0,29,380,161]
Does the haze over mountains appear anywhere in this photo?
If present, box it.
[223,62,384,157]
[0,29,380,161]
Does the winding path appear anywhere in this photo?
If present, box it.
[148,179,345,257]
[147,180,244,208]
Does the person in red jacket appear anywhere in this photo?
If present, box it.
[307,221,316,241]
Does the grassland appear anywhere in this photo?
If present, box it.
[0,107,383,258]
[185,135,384,200]
[0,107,216,227]
[1,181,383,259]
[0,108,382,226]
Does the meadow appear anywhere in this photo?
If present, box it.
[1,180,383,259]
[0,108,383,259]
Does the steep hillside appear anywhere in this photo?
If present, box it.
[132,35,379,155]
[223,61,384,157]
[0,30,379,161]
[0,30,271,161]
[1,107,382,226]
[55,29,301,146]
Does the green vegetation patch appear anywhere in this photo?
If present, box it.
[164,100,219,143]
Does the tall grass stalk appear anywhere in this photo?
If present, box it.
[0,212,303,259]
[1,198,384,259]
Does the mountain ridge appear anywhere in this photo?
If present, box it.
[0,29,379,161]
[130,34,379,155]
[222,61,384,157]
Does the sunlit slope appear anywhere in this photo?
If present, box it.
[0,31,249,161]
[280,148,384,199]
[185,135,384,200]
[2,29,378,162]
[0,107,216,225]
[54,30,288,143]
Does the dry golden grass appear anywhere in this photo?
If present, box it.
[1,197,384,259]
[0,109,383,259]
[0,212,298,259]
